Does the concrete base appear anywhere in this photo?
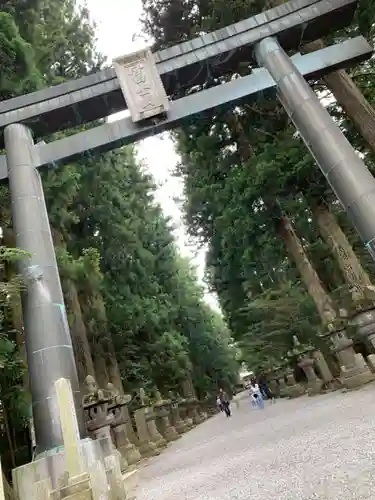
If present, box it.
[174,420,188,434]
[340,366,375,390]
[160,424,180,442]
[366,354,375,372]
[122,468,140,500]
[306,379,324,397]
[138,440,160,458]
[192,411,204,425]
[119,442,141,466]
[12,437,139,499]
[285,384,305,399]
[147,419,168,449]
[184,417,194,429]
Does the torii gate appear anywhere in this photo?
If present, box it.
[1,0,374,456]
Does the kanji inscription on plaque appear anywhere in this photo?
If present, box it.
[113,48,170,122]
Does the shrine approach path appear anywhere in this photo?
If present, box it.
[137,385,375,500]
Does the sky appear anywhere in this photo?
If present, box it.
[85,0,218,309]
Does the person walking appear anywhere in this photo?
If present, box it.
[259,380,276,403]
[219,388,231,417]
[216,395,223,412]
[249,379,265,410]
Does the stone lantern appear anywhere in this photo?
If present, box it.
[181,378,204,425]
[153,390,180,442]
[282,354,305,399]
[106,383,141,467]
[176,394,194,429]
[291,336,323,396]
[131,388,160,457]
[320,317,375,389]
[273,364,288,397]
[168,391,188,434]
[347,286,375,354]
[82,376,116,457]
[350,308,375,370]
[82,375,129,482]
[141,390,168,450]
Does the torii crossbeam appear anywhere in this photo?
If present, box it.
[0,0,358,142]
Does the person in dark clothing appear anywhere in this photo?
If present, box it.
[219,388,231,417]
[259,380,275,403]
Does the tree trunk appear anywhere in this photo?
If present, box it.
[79,292,124,393]
[91,347,110,389]
[78,294,110,389]
[62,278,96,387]
[2,228,26,355]
[230,112,340,327]
[1,470,15,500]
[311,202,373,304]
[91,294,125,395]
[302,39,375,153]
[278,215,337,326]
[52,229,96,388]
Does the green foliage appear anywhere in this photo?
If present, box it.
[0,11,41,98]
[0,0,240,471]
[47,147,239,394]
[141,0,375,372]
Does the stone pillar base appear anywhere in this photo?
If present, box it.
[285,383,305,398]
[367,354,375,372]
[162,426,180,442]
[285,371,305,399]
[118,443,141,466]
[11,438,139,500]
[174,420,188,434]
[341,365,375,390]
[147,419,168,449]
[184,417,194,429]
[138,440,160,458]
[306,379,324,396]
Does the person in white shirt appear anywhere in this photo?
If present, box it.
[249,379,265,409]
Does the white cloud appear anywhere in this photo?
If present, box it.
[86,0,220,311]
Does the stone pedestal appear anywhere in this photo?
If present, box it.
[201,394,218,416]
[284,369,305,398]
[109,403,141,467]
[276,372,288,398]
[83,395,127,474]
[367,353,375,372]
[325,328,375,389]
[123,406,141,450]
[269,378,280,397]
[312,350,335,385]
[154,401,180,442]
[186,399,203,425]
[179,400,194,428]
[168,395,187,434]
[145,407,168,449]
[351,308,375,351]
[12,438,135,500]
[298,358,323,396]
[134,407,160,457]
[181,379,198,427]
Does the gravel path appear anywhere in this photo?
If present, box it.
[137,385,375,500]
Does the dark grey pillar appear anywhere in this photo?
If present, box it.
[4,123,83,454]
[255,37,375,260]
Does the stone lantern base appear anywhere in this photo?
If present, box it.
[339,353,375,390]
[284,371,305,399]
[298,358,323,397]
